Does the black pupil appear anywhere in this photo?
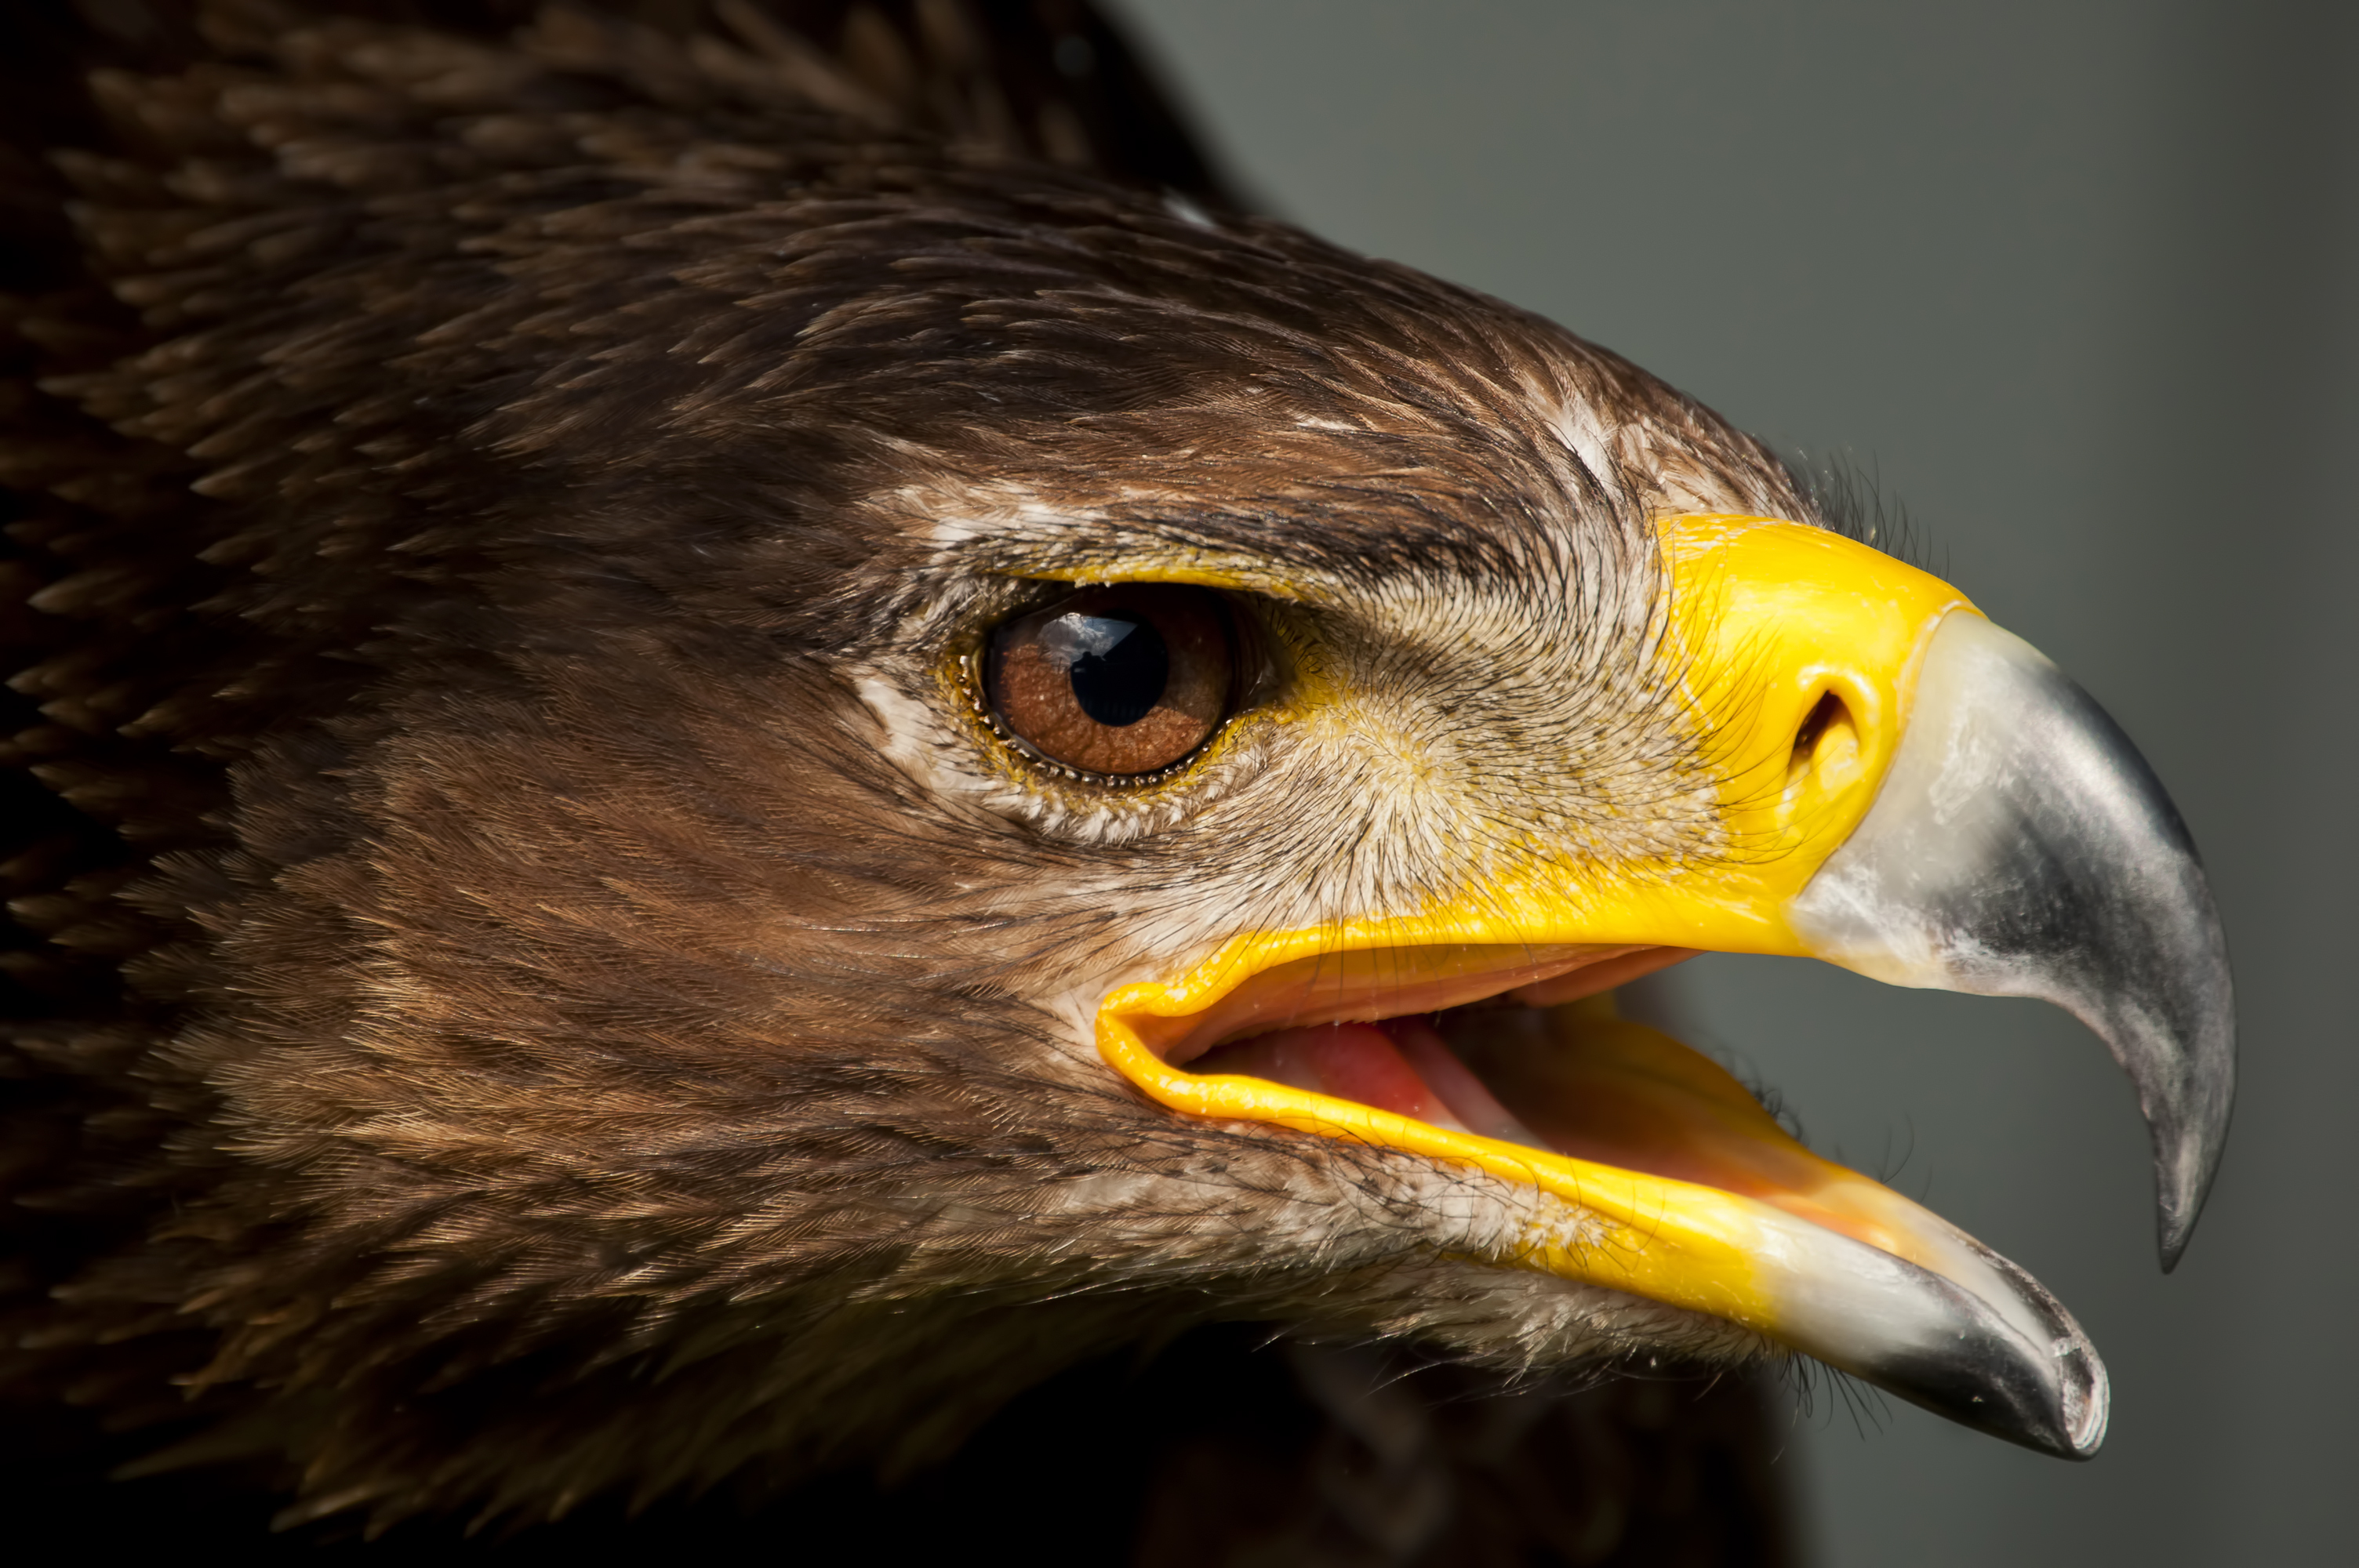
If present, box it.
[1060,612,1168,727]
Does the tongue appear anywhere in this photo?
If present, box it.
[1383,1017,1544,1145]
[1191,1023,1458,1127]
[1189,1018,1543,1146]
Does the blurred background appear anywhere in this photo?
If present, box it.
[1112,3,2357,1564]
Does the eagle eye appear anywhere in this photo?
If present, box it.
[984,584,1236,779]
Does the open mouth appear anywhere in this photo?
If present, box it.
[1098,940,2111,1458]
[1089,517,2236,1461]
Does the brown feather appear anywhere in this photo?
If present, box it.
[4,2,1806,1554]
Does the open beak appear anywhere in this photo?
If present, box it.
[1094,515,2235,1460]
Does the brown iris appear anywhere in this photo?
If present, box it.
[985,584,1236,777]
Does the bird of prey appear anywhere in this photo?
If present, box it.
[0,1,2234,1562]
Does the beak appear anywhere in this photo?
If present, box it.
[1787,610,2234,1268]
[1094,514,2234,1459]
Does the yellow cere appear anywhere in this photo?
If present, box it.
[1092,514,1986,1334]
[1352,512,1977,958]
[1648,514,1974,943]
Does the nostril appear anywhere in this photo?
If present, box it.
[1790,690,1858,783]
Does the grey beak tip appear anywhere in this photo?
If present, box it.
[2155,1099,2231,1272]
[1833,1240,2111,1461]
[2157,1156,2206,1271]
[2144,972,2237,1273]
[1793,612,2238,1290]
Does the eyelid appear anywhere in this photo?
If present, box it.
[991,561,1325,607]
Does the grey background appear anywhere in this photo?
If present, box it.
[1112,3,2357,1563]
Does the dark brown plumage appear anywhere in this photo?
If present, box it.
[1,3,1815,1559]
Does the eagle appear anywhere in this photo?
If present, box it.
[0,1,2234,1561]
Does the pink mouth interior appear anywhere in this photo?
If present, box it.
[1190,1015,1548,1145]
[1180,945,1696,1150]
[1177,945,1928,1272]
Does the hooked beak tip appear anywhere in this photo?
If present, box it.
[1789,612,2238,1272]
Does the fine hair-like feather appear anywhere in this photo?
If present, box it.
[2,4,1805,1559]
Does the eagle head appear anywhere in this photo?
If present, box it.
[2,3,2231,1532]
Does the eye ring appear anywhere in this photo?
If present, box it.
[979,583,1240,783]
